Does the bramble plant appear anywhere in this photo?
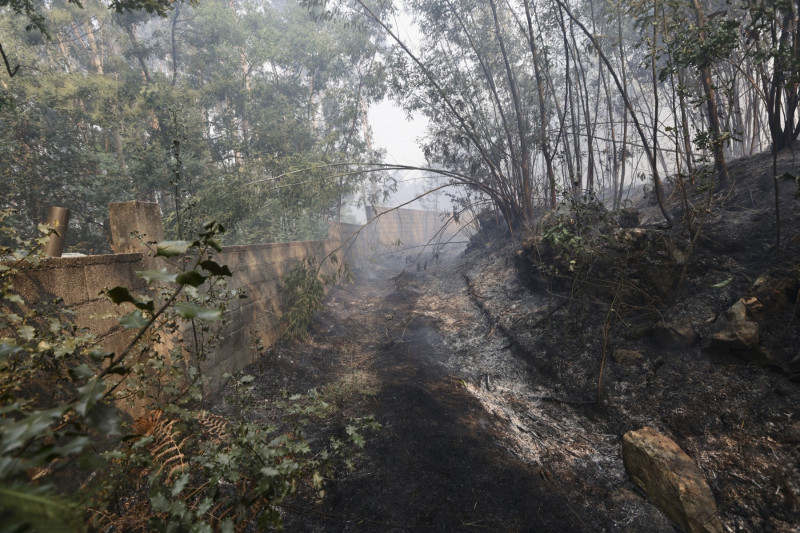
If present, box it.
[0,212,373,531]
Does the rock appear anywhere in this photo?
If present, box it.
[654,319,698,349]
[613,348,644,364]
[785,422,800,445]
[710,299,760,352]
[622,427,723,533]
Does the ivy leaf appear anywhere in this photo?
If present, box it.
[220,518,235,533]
[156,240,191,257]
[200,260,232,277]
[150,492,171,513]
[176,270,206,287]
[136,268,177,283]
[119,310,149,329]
[88,348,113,362]
[174,302,222,321]
[36,435,91,460]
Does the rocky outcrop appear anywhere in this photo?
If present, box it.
[622,427,723,533]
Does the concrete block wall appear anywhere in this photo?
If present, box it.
[3,202,463,395]
[365,206,470,249]
[332,206,476,267]
[204,239,339,387]
[8,253,145,358]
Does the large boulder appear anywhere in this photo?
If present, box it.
[622,427,723,533]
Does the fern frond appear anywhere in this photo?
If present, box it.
[196,413,230,444]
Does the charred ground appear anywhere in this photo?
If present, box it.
[211,150,800,532]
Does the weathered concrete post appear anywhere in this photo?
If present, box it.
[108,201,164,255]
[42,206,70,257]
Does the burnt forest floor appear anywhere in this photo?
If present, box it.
[209,150,800,532]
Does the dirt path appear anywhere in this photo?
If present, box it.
[217,253,674,532]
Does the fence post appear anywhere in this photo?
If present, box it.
[108,201,164,255]
[42,206,70,257]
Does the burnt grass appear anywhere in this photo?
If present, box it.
[212,150,800,532]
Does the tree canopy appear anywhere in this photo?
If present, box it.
[1,0,391,251]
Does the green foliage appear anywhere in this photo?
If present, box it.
[0,0,390,251]
[541,193,611,270]
[280,254,352,341]
[0,215,373,531]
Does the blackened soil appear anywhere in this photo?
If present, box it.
[214,256,625,532]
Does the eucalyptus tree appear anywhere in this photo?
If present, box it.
[1,0,390,249]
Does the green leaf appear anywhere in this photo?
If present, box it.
[711,277,733,288]
[239,375,255,384]
[84,402,121,436]
[0,407,66,454]
[0,340,22,359]
[220,518,235,533]
[119,310,149,329]
[150,492,170,513]
[345,425,365,449]
[200,260,232,277]
[171,472,189,497]
[176,270,206,287]
[0,484,84,533]
[75,379,106,417]
[88,348,113,362]
[69,364,95,381]
[136,268,178,283]
[31,436,91,464]
[106,287,153,312]
[173,302,222,321]
[17,325,35,342]
[156,240,191,257]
